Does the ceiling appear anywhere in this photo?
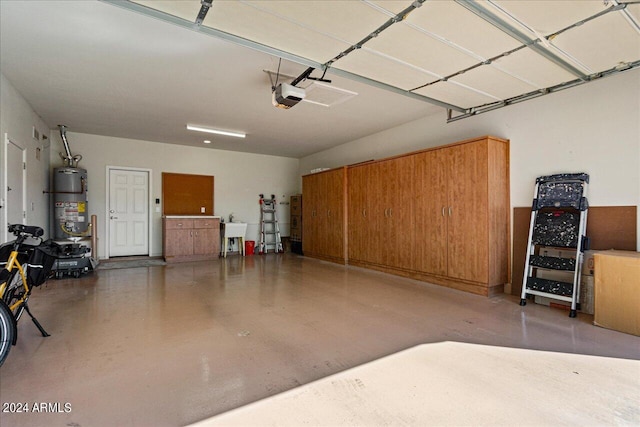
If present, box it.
[1,1,639,158]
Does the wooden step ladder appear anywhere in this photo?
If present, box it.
[520,173,589,318]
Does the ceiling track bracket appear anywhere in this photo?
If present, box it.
[195,0,213,25]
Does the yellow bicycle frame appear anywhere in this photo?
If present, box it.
[0,250,30,312]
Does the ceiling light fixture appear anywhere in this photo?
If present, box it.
[186,124,246,138]
[203,140,211,144]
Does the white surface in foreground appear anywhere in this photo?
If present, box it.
[189,341,640,426]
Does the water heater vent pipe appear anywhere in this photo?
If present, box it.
[58,125,82,168]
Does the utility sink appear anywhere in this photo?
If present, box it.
[221,222,248,258]
[221,222,247,238]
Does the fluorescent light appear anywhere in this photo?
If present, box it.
[186,124,246,138]
[203,140,211,144]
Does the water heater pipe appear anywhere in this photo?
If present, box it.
[58,125,82,167]
[59,125,73,164]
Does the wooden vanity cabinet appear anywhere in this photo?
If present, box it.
[163,217,220,263]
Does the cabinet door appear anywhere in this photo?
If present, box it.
[324,169,345,260]
[302,174,319,255]
[446,141,489,283]
[193,218,220,256]
[348,164,380,264]
[315,172,329,257]
[379,156,414,270]
[414,149,448,276]
[348,166,368,262]
[193,228,215,255]
[165,229,194,257]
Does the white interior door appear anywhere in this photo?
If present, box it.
[108,169,149,257]
[7,138,26,227]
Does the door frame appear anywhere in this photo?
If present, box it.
[105,166,153,259]
[2,134,27,243]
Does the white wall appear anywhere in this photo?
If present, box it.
[0,74,51,243]
[300,70,640,250]
[49,132,300,258]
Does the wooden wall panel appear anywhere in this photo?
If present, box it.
[511,206,637,296]
[162,173,214,216]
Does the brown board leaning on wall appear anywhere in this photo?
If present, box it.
[162,172,214,216]
[511,206,637,296]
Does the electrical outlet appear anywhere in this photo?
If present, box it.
[32,126,40,141]
[201,207,205,213]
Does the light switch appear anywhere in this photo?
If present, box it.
[201,207,206,213]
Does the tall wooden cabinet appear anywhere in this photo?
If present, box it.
[412,137,509,295]
[302,168,346,263]
[340,136,509,296]
[348,157,414,270]
[413,148,448,277]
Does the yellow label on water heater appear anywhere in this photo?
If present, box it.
[78,202,86,213]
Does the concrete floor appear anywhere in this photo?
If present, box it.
[0,253,638,426]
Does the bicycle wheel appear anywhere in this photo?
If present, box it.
[0,299,15,367]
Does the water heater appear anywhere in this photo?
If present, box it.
[53,167,89,240]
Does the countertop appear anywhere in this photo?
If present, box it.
[163,215,221,219]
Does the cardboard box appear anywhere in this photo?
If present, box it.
[539,246,576,259]
[290,215,301,230]
[581,250,600,276]
[536,269,573,283]
[580,275,594,315]
[594,250,640,336]
[538,247,599,277]
[534,275,593,314]
[290,195,302,216]
[290,230,302,242]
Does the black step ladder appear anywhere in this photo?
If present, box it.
[258,194,284,254]
[520,173,589,318]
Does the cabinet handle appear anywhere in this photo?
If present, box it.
[195,231,198,237]
[442,207,446,217]
[327,209,331,217]
[178,223,183,227]
[448,206,452,217]
[389,208,392,217]
[362,209,366,218]
[384,208,389,218]
[190,231,193,236]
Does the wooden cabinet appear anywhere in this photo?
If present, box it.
[302,168,346,263]
[378,155,414,270]
[414,138,506,290]
[348,164,377,264]
[414,148,448,276]
[446,142,490,283]
[349,157,414,269]
[348,136,510,296]
[163,217,220,263]
[192,218,219,257]
[164,220,194,257]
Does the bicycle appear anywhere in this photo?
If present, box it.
[0,224,57,366]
